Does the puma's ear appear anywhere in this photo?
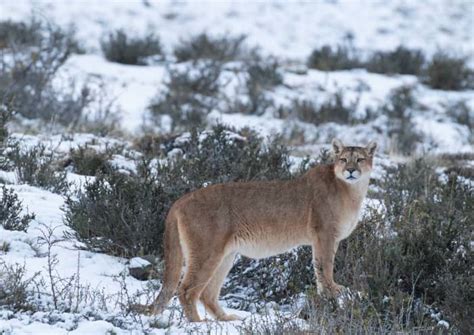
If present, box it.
[332,138,344,155]
[366,141,377,157]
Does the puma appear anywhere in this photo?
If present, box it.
[149,139,377,322]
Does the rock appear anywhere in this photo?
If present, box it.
[129,257,153,281]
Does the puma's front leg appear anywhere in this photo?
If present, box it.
[312,236,344,297]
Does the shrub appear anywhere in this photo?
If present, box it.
[446,100,473,129]
[64,169,167,257]
[365,46,425,75]
[423,51,474,90]
[8,144,69,194]
[149,61,222,131]
[174,33,246,63]
[0,261,38,310]
[376,160,473,333]
[65,145,113,176]
[132,133,178,158]
[0,19,88,125]
[0,103,12,169]
[282,92,357,125]
[101,30,162,65]
[382,85,421,155]
[307,45,362,71]
[0,186,35,231]
[0,19,42,49]
[242,58,283,115]
[64,125,292,258]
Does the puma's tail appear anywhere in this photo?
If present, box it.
[151,211,183,315]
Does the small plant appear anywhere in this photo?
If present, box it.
[0,103,12,169]
[242,58,283,115]
[283,92,357,125]
[0,186,35,231]
[65,145,113,176]
[149,61,222,130]
[0,19,88,125]
[0,241,10,253]
[0,261,39,310]
[423,51,473,90]
[307,45,362,71]
[382,85,421,155]
[174,33,246,63]
[101,29,162,65]
[64,169,167,257]
[9,144,69,194]
[365,46,425,75]
[446,100,473,129]
[0,19,42,49]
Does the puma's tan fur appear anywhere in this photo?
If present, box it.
[150,139,377,322]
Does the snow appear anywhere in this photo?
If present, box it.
[130,257,151,269]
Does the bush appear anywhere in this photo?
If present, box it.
[0,261,38,310]
[365,46,425,75]
[101,30,162,65]
[242,58,283,115]
[281,92,357,125]
[0,19,42,49]
[375,160,472,333]
[0,186,35,231]
[132,133,178,158]
[423,51,473,90]
[174,33,246,63]
[382,86,421,155]
[64,169,167,257]
[149,61,222,131]
[8,144,69,194]
[0,103,12,169]
[65,145,114,176]
[0,19,88,125]
[64,125,292,258]
[446,100,473,130]
[307,45,362,71]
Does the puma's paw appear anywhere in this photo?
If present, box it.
[130,303,152,314]
[217,313,243,321]
[329,283,346,296]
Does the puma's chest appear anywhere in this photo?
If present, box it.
[336,206,363,242]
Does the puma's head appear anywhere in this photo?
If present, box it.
[332,139,377,184]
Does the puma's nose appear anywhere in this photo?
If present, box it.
[347,168,356,174]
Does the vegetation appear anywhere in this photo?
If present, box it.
[149,61,222,130]
[279,92,358,125]
[365,46,425,75]
[308,45,473,91]
[0,18,88,125]
[8,144,69,194]
[174,33,246,63]
[423,51,474,90]
[382,85,421,155]
[101,29,162,65]
[307,45,361,71]
[0,186,35,231]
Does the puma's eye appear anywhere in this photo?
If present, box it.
[357,158,365,163]
[340,158,347,163]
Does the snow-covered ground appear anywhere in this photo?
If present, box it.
[0,0,473,334]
